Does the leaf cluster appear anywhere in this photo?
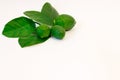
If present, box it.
[2,2,76,48]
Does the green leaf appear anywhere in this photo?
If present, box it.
[41,2,59,25]
[24,2,59,26]
[24,11,47,25]
[18,33,49,48]
[2,17,36,38]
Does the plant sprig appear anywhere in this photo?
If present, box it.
[2,2,76,48]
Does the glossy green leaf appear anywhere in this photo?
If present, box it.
[24,2,59,26]
[2,17,36,38]
[18,33,49,48]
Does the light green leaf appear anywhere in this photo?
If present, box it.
[18,33,49,48]
[24,2,59,26]
[2,17,36,38]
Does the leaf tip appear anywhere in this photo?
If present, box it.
[44,2,51,5]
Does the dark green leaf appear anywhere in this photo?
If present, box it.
[24,2,59,26]
[18,33,49,48]
[2,17,36,38]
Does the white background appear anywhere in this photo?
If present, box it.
[0,0,120,80]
